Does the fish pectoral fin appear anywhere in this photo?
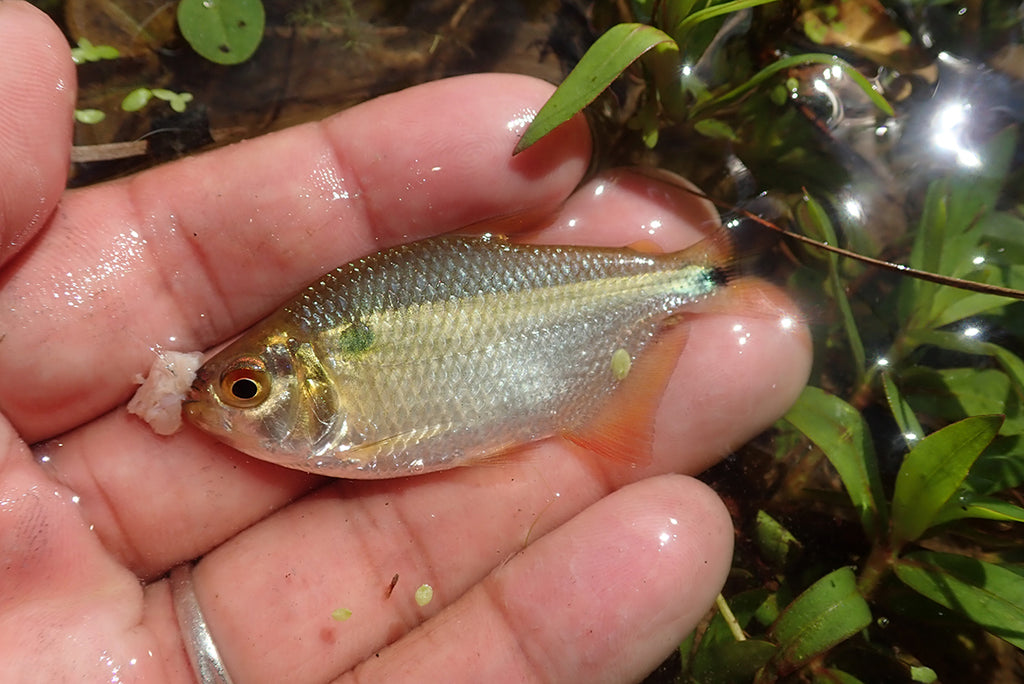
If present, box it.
[562,321,692,467]
[343,423,456,466]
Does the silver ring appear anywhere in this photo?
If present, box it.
[170,564,236,684]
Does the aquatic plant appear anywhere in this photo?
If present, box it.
[523,1,1024,681]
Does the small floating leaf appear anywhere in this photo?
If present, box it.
[71,38,120,64]
[152,89,195,113]
[121,87,153,112]
[74,108,106,124]
[178,0,266,66]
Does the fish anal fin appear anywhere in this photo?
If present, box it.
[562,323,691,467]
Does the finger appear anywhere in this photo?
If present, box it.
[108,178,806,679]
[190,475,732,683]
[0,1,74,266]
[346,476,733,683]
[0,416,185,680]
[0,73,591,442]
[37,170,810,580]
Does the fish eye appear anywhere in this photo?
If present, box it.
[219,362,271,408]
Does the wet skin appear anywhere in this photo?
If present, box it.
[0,2,810,682]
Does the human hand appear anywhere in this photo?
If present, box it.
[0,3,810,681]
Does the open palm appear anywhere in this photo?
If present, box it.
[0,3,810,682]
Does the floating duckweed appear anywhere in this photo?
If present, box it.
[74,109,106,124]
[414,584,433,607]
[610,348,631,380]
[331,607,352,621]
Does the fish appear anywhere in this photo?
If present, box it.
[182,232,740,478]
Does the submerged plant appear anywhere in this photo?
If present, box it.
[520,1,1024,681]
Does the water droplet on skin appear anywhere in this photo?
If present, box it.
[505,108,537,134]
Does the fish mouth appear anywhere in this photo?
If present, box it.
[181,366,212,417]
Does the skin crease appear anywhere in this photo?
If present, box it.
[0,3,811,683]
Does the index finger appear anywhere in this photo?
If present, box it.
[0,73,591,442]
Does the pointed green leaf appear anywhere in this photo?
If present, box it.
[906,330,1024,397]
[965,436,1024,494]
[901,367,1013,431]
[764,567,872,677]
[881,371,924,447]
[755,510,802,569]
[692,53,892,119]
[783,387,887,537]
[514,23,677,154]
[798,194,865,377]
[895,551,1024,650]
[891,415,1003,546]
[673,0,781,39]
[933,492,1024,526]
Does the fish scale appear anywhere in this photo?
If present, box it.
[184,233,731,478]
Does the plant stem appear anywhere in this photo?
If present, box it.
[857,540,896,598]
[715,593,747,641]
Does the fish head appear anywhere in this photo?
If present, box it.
[183,331,344,467]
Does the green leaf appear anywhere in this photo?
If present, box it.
[907,329,1024,397]
[514,23,677,154]
[881,371,924,447]
[901,367,1014,431]
[151,89,195,113]
[121,88,153,112]
[762,567,872,678]
[965,436,1024,494]
[71,38,120,64]
[691,589,774,683]
[895,551,1024,649]
[695,639,776,684]
[693,117,739,140]
[673,0,780,39]
[783,387,888,538]
[73,108,106,124]
[798,194,866,377]
[178,0,266,66]
[755,510,802,568]
[891,415,1003,547]
[692,53,893,119]
[911,665,939,683]
[932,492,1024,526]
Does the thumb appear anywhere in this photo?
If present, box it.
[0,1,76,265]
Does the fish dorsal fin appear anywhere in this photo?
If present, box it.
[560,321,691,467]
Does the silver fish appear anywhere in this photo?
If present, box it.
[183,232,733,477]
